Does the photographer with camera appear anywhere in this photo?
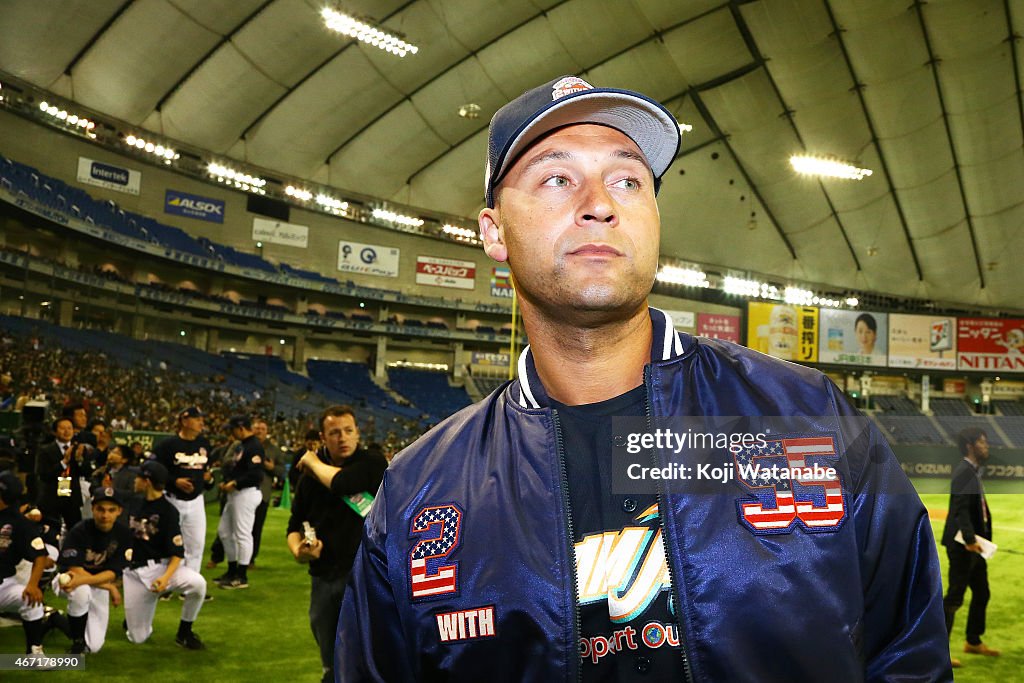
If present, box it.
[286,405,387,683]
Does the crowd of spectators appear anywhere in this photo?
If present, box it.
[0,330,309,445]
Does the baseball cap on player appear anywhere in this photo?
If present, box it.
[92,486,123,506]
[138,460,169,487]
[484,75,682,208]
[0,471,23,505]
[228,415,252,430]
[178,406,204,420]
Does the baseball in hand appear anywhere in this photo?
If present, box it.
[58,572,72,587]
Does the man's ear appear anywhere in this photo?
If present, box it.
[478,207,508,263]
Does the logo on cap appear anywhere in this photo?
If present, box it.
[551,76,592,101]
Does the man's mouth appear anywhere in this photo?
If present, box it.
[568,244,623,256]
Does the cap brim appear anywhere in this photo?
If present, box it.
[490,89,681,202]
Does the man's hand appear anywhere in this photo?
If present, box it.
[101,582,122,607]
[965,542,983,554]
[295,539,323,564]
[62,567,88,592]
[22,582,44,607]
[296,450,318,472]
[220,480,237,493]
[150,575,170,593]
[176,477,195,494]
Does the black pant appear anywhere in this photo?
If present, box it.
[309,573,348,683]
[943,543,990,644]
[210,496,227,563]
[251,500,269,562]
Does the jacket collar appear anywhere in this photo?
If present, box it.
[513,307,691,409]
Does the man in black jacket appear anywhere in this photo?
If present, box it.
[941,427,999,667]
[35,417,87,531]
[287,405,387,683]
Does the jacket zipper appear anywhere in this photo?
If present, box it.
[551,410,583,683]
[644,365,695,683]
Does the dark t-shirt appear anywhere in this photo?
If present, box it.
[59,519,133,577]
[128,495,185,566]
[552,385,684,681]
[0,507,46,579]
[153,434,213,501]
[286,446,388,578]
[223,435,265,490]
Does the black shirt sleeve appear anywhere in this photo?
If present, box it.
[233,438,266,490]
[286,475,312,536]
[329,451,388,498]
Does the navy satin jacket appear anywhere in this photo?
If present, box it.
[337,309,950,682]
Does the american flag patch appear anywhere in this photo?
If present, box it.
[733,436,845,534]
[409,503,463,599]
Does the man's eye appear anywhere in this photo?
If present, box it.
[542,175,570,187]
[613,177,642,191]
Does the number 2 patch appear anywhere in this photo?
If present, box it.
[409,503,463,600]
[732,436,846,534]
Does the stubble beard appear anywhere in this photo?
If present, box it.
[513,257,655,327]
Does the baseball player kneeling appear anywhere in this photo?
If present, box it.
[124,460,206,649]
[54,486,132,654]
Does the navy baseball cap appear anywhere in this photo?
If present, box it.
[178,406,204,420]
[138,460,168,487]
[92,486,123,506]
[228,415,252,430]
[484,75,682,208]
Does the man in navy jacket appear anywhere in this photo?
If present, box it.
[337,76,950,682]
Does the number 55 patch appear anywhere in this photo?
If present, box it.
[409,503,463,600]
[732,436,846,534]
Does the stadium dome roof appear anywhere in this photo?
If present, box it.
[1,0,1020,310]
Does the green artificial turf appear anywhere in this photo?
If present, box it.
[920,479,1024,682]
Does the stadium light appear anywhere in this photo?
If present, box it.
[207,162,266,194]
[442,224,478,242]
[373,208,424,228]
[790,154,872,180]
[657,265,709,288]
[285,185,313,201]
[322,7,419,57]
[38,100,96,136]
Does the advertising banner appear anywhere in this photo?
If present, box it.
[662,309,696,330]
[747,303,818,362]
[697,313,740,343]
[957,318,1024,372]
[337,241,400,278]
[817,309,887,367]
[490,267,513,298]
[253,217,308,248]
[77,156,141,195]
[416,256,475,290]
[471,352,510,366]
[166,189,224,223]
[887,314,957,370]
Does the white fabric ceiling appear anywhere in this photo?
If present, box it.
[1,0,1022,311]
